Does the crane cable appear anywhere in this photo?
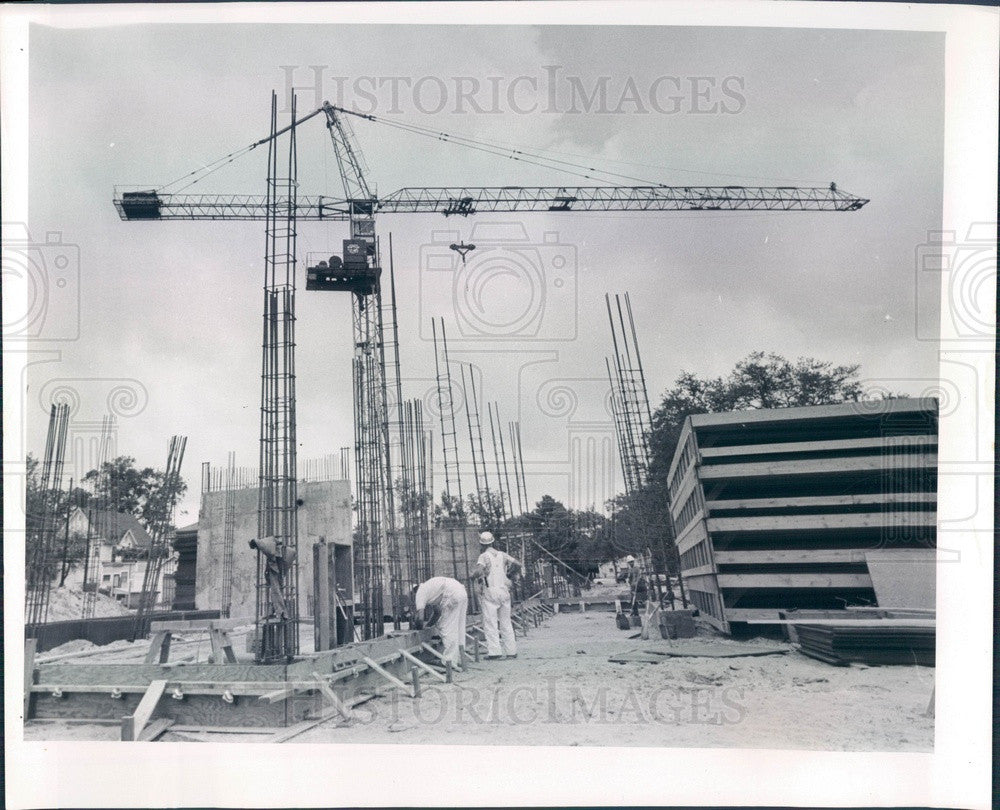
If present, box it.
[336,109,671,188]
[155,142,259,194]
[332,106,830,189]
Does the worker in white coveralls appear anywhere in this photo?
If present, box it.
[411,577,468,666]
[473,531,522,660]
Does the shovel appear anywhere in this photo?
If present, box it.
[615,598,631,630]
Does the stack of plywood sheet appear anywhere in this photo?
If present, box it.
[794,619,935,666]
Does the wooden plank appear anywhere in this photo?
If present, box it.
[361,656,414,697]
[707,492,937,512]
[36,662,288,687]
[24,639,37,722]
[149,617,252,633]
[145,631,172,664]
[399,648,447,683]
[170,724,283,734]
[746,618,936,627]
[699,453,937,479]
[675,518,708,554]
[688,397,936,427]
[270,705,343,743]
[678,563,716,578]
[699,434,937,459]
[713,549,870,565]
[716,572,872,589]
[33,680,321,696]
[311,672,355,721]
[26,717,121,726]
[121,679,168,741]
[707,512,936,532]
[865,549,936,610]
[208,629,238,664]
[137,717,174,742]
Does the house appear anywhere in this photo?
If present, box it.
[667,397,937,633]
[64,506,176,608]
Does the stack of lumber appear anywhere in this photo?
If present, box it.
[794,619,935,666]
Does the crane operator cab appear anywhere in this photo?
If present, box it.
[306,238,381,294]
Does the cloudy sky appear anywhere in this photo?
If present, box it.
[24,23,944,519]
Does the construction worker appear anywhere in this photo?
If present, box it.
[625,554,647,616]
[411,576,468,666]
[249,535,297,620]
[473,531,522,659]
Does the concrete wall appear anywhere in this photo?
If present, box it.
[195,479,352,620]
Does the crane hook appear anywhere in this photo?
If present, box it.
[449,241,476,264]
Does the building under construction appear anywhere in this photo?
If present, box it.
[20,91,941,754]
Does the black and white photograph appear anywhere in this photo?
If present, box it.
[2,2,995,808]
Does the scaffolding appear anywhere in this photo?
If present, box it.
[256,91,300,661]
[26,403,71,636]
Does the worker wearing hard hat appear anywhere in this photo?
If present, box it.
[472,531,522,659]
[625,554,647,616]
[411,576,469,666]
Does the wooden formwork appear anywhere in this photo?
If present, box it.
[26,598,555,741]
[27,629,437,737]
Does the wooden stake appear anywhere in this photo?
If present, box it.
[411,667,421,698]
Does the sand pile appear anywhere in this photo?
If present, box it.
[45,587,133,621]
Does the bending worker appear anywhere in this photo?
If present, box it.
[411,576,468,666]
[473,531,522,660]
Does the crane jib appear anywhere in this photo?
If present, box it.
[115,186,869,221]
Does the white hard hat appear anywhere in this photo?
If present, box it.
[625,555,635,563]
[479,531,495,544]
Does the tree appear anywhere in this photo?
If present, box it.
[647,352,866,483]
[24,453,95,582]
[82,455,188,532]
[433,491,466,528]
[465,489,507,535]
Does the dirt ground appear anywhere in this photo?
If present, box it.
[25,610,934,750]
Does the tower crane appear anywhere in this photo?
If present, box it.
[113,97,869,661]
